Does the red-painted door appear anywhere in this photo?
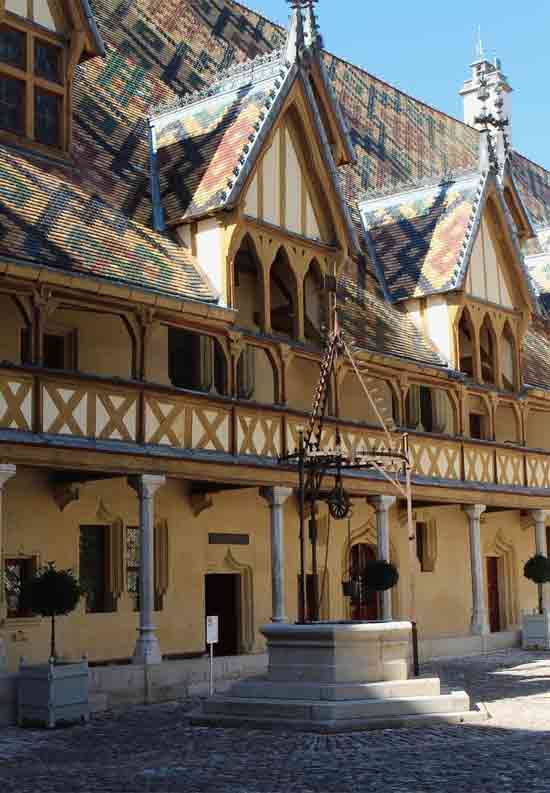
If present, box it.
[350,544,379,621]
[486,557,501,633]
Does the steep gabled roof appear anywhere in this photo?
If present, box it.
[359,170,484,301]
[152,51,290,224]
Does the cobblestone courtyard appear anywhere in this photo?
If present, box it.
[3,650,550,792]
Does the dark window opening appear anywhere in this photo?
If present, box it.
[43,332,65,369]
[416,522,429,572]
[0,75,25,135]
[458,313,475,378]
[0,24,26,70]
[35,88,61,146]
[34,39,62,84]
[168,328,227,395]
[79,525,113,614]
[20,326,32,364]
[469,413,486,440]
[4,557,36,618]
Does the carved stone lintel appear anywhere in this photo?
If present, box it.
[190,491,214,517]
[53,482,80,512]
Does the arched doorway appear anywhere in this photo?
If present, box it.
[349,543,378,620]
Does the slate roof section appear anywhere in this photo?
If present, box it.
[359,171,484,301]
[337,271,445,367]
[523,325,550,390]
[512,152,550,229]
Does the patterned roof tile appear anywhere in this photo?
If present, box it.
[359,172,483,301]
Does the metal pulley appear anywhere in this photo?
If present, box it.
[327,478,351,520]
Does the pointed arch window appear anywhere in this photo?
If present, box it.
[501,322,517,392]
[234,234,265,332]
[480,315,497,385]
[304,259,326,345]
[270,247,298,338]
[458,309,475,378]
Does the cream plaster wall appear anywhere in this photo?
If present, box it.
[0,294,24,363]
[495,404,519,444]
[1,471,542,672]
[195,219,225,304]
[425,296,453,363]
[286,357,320,412]
[339,374,392,425]
[466,216,513,308]
[54,308,133,379]
[526,410,550,452]
[236,270,261,332]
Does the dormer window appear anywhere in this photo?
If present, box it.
[0,14,66,150]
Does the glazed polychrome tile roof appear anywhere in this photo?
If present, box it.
[358,171,484,301]
[0,0,549,342]
[152,53,287,222]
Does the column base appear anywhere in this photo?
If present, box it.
[470,622,490,637]
[132,628,162,666]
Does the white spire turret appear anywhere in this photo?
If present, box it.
[459,36,513,144]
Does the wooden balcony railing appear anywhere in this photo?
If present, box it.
[1,366,549,492]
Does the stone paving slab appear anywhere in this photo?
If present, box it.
[2,650,550,792]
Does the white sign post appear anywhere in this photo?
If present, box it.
[206,616,219,697]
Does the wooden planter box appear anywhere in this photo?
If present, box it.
[522,612,550,650]
[18,659,90,728]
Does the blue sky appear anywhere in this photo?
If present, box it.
[247,0,550,171]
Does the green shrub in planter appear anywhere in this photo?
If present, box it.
[524,555,550,615]
[364,560,399,592]
[21,563,81,661]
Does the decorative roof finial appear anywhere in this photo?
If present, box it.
[476,25,485,61]
[304,0,323,50]
[285,0,322,62]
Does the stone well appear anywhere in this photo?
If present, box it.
[192,621,485,732]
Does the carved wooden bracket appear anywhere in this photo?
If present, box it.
[190,491,214,517]
[53,481,80,511]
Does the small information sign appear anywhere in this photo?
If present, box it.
[206,616,219,697]
[206,615,219,645]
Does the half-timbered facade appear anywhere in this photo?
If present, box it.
[2,0,550,694]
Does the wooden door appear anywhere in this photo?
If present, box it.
[486,557,501,633]
[350,544,378,621]
[205,574,240,656]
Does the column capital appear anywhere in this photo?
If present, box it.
[368,495,396,513]
[0,465,16,490]
[260,486,293,508]
[463,504,486,520]
[531,509,549,525]
[128,474,166,500]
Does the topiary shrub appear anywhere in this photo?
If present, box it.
[364,559,399,592]
[21,563,81,661]
[524,554,550,615]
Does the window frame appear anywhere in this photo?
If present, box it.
[0,11,67,152]
[4,555,38,619]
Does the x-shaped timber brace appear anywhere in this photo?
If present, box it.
[279,277,419,675]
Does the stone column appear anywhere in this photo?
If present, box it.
[260,487,293,623]
[532,509,549,611]
[464,504,489,635]
[128,474,166,665]
[0,465,16,673]
[368,495,396,620]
